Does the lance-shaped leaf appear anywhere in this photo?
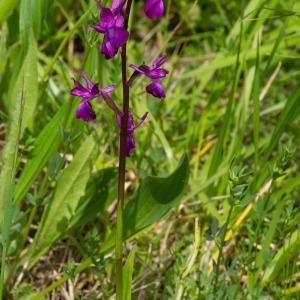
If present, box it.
[27,134,98,267]
[14,103,69,205]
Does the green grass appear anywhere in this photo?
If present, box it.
[0,0,300,299]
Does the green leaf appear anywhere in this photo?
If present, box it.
[8,31,38,134]
[262,229,300,284]
[0,75,26,225]
[19,0,48,40]
[124,155,189,237]
[0,0,19,25]
[123,247,136,300]
[19,0,32,50]
[0,78,25,298]
[102,155,189,252]
[27,134,98,268]
[252,37,260,169]
[69,168,118,229]
[13,104,68,205]
[265,85,300,158]
[0,23,8,80]
[31,0,47,39]
[29,155,190,299]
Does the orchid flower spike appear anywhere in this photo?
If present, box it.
[128,55,169,98]
[91,0,129,59]
[144,0,164,19]
[117,112,148,156]
[70,70,117,122]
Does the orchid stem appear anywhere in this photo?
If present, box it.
[116,1,133,299]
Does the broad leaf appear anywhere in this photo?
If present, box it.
[69,168,118,229]
[27,134,98,267]
[102,155,189,252]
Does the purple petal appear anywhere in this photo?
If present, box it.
[129,64,149,76]
[152,55,167,69]
[112,0,126,13]
[101,85,116,94]
[73,79,85,90]
[71,78,91,98]
[101,36,118,59]
[112,0,121,10]
[116,114,122,128]
[115,14,125,28]
[80,69,94,90]
[91,84,100,96]
[134,112,148,130]
[146,81,166,98]
[127,113,135,132]
[76,101,96,122]
[144,0,164,19]
[126,134,136,156]
[148,68,169,79]
[90,23,106,33]
[70,88,91,98]
[107,26,129,47]
[99,6,116,28]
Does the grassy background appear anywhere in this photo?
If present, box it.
[0,0,300,299]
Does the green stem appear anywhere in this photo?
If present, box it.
[213,203,234,295]
[116,1,133,299]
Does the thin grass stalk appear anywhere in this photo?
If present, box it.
[175,219,201,300]
[212,204,234,295]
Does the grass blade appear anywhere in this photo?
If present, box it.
[0,0,18,24]
[262,229,300,284]
[265,85,300,159]
[123,247,136,300]
[253,36,260,169]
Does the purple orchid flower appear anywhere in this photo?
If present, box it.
[144,0,164,19]
[146,80,166,98]
[128,55,169,98]
[129,55,168,80]
[91,0,129,59]
[71,69,118,122]
[117,112,148,156]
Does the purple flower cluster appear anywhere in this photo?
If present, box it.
[71,70,116,121]
[117,112,148,156]
[91,0,128,59]
[70,0,168,156]
[129,55,169,98]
